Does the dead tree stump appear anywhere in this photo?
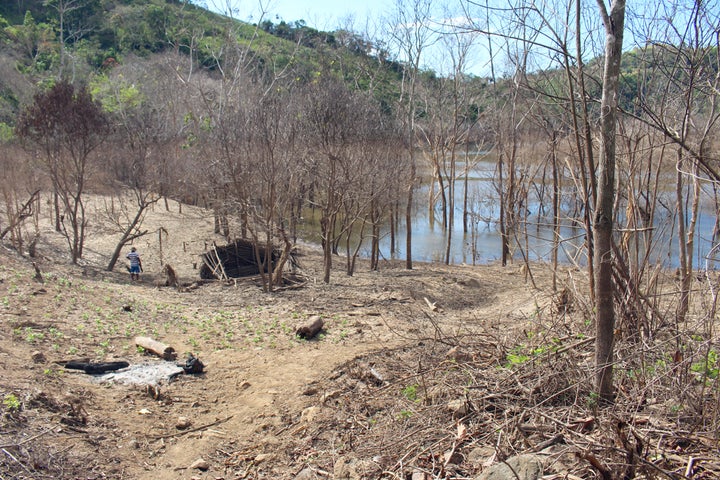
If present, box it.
[159,264,180,289]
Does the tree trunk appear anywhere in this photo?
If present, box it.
[551,134,559,293]
[593,0,626,404]
[405,159,415,270]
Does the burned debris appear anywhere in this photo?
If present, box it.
[199,239,289,280]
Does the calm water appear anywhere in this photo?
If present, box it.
[371,161,719,270]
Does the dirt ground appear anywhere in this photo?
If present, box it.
[1,195,717,479]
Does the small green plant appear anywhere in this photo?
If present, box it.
[401,384,419,402]
[691,349,719,381]
[67,346,79,355]
[531,345,549,356]
[24,327,45,343]
[398,409,413,420]
[587,391,600,409]
[504,352,530,366]
[3,393,21,412]
[98,339,111,352]
[49,327,64,340]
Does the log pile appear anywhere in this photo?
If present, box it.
[199,239,281,280]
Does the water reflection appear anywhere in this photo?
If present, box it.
[373,161,718,270]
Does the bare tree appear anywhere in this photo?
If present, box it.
[301,77,358,284]
[0,144,42,252]
[44,0,93,80]
[243,85,300,291]
[16,80,108,263]
[625,2,720,326]
[95,75,178,271]
[386,0,436,270]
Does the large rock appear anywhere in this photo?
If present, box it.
[475,454,543,480]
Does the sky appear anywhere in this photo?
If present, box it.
[198,0,699,78]
[201,0,493,76]
[204,0,392,31]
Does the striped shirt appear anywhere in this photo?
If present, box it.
[126,251,141,267]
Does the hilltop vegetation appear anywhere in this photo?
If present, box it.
[0,0,409,124]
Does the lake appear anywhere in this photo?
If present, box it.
[372,160,719,270]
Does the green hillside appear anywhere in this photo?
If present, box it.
[0,0,405,125]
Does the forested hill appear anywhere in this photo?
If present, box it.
[0,0,407,126]
[2,0,711,131]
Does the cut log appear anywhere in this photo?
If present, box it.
[135,336,177,360]
[295,315,324,339]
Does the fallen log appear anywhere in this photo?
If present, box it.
[135,336,177,360]
[295,315,324,339]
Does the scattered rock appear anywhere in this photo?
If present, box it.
[254,453,275,463]
[371,455,393,468]
[31,350,46,363]
[454,277,482,288]
[302,386,319,396]
[476,454,543,480]
[467,446,496,466]
[333,457,381,480]
[295,468,318,479]
[445,346,472,362]
[447,398,470,416]
[176,416,192,429]
[444,449,463,465]
[190,458,210,471]
[411,469,429,480]
[301,406,322,423]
